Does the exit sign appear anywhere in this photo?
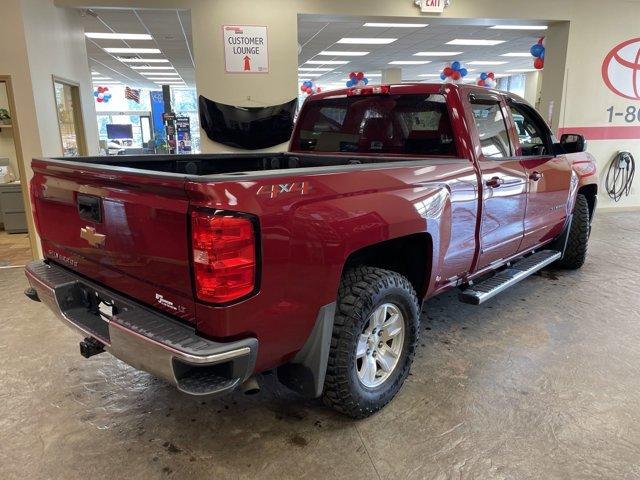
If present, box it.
[418,0,448,13]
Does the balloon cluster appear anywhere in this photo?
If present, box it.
[300,80,321,96]
[477,72,497,88]
[345,71,369,88]
[93,86,112,103]
[440,61,468,82]
[530,38,545,70]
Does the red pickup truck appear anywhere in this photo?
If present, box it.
[25,83,597,418]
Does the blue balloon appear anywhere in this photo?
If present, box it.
[459,68,468,77]
[451,61,461,71]
[93,91,99,97]
[540,49,545,60]
[440,73,447,81]
[304,80,312,88]
[480,72,488,81]
[104,93,112,100]
[531,44,544,58]
[363,77,369,85]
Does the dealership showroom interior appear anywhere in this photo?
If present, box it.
[2,0,640,478]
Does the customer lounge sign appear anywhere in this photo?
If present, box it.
[223,25,269,73]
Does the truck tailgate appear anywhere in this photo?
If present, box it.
[30,159,196,323]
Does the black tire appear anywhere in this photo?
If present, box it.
[557,194,590,269]
[322,266,420,419]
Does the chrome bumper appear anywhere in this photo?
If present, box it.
[25,261,258,396]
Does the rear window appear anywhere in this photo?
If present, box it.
[294,94,456,156]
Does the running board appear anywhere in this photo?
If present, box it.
[459,250,562,305]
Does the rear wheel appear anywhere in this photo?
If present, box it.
[323,267,420,419]
[557,193,590,269]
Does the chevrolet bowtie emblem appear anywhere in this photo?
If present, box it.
[80,226,106,247]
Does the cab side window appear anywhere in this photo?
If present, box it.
[509,103,550,156]
[471,102,512,158]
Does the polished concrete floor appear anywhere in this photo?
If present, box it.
[1,212,639,480]
[0,229,32,267]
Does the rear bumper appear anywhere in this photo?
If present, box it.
[25,260,258,396]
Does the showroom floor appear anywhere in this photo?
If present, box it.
[1,212,639,480]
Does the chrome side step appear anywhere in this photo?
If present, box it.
[459,250,561,305]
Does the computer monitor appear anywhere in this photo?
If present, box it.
[106,124,133,139]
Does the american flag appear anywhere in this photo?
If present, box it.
[125,86,140,103]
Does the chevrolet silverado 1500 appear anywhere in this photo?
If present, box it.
[25,83,597,418]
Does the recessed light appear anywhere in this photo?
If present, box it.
[305,60,350,65]
[318,51,369,56]
[501,53,532,57]
[490,25,548,30]
[507,69,539,73]
[414,51,463,57]
[447,39,506,46]
[337,38,397,45]
[298,67,334,72]
[85,32,153,40]
[389,61,431,65]
[467,61,508,65]
[363,22,428,28]
[118,58,170,63]
[104,48,162,54]
[130,66,175,70]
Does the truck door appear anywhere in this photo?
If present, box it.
[468,96,528,270]
[506,100,573,251]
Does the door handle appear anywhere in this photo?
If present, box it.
[529,171,543,181]
[485,176,504,188]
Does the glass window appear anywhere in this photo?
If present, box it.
[294,94,456,156]
[471,102,512,158]
[509,104,549,156]
[54,80,85,157]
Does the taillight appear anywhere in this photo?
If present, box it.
[190,211,257,304]
[347,85,391,96]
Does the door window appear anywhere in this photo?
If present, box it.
[471,102,512,158]
[54,79,86,156]
[509,103,550,156]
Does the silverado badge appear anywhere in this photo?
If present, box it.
[80,226,106,247]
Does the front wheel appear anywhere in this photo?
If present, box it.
[323,267,420,419]
[556,193,590,269]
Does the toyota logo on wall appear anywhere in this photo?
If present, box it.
[602,38,640,100]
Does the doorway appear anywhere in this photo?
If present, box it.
[53,76,88,157]
[0,76,35,267]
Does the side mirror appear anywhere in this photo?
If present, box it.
[559,133,587,154]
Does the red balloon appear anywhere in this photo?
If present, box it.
[452,71,461,80]
[487,72,495,79]
[96,97,104,102]
[97,86,104,93]
[534,58,544,70]
[356,72,364,80]
[316,87,322,93]
[443,67,453,77]
[103,87,109,92]
[349,71,357,79]
[477,79,486,86]
[300,85,306,92]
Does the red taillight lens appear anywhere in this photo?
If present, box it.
[191,211,257,303]
[346,85,391,96]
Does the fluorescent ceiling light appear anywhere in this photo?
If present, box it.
[298,73,323,77]
[389,61,431,65]
[507,69,538,73]
[447,39,506,46]
[93,82,121,85]
[145,77,181,80]
[366,73,382,77]
[154,81,185,85]
[298,67,334,72]
[118,58,170,63]
[318,50,369,56]
[414,51,463,57]
[363,22,428,28]
[305,60,350,65]
[337,38,397,44]
[490,25,548,30]
[417,74,442,77]
[130,66,175,70]
[139,72,180,77]
[467,61,508,65]
[92,77,111,81]
[501,52,532,57]
[85,32,152,40]
[104,48,161,54]
[91,72,102,76]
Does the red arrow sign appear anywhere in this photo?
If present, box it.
[243,56,251,71]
